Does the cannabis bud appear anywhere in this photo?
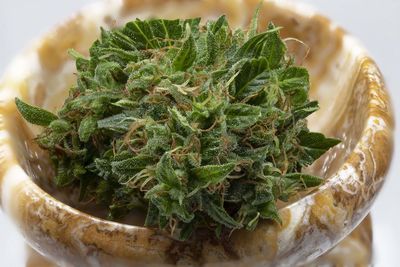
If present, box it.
[16,8,339,240]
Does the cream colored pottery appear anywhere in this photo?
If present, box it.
[0,0,393,266]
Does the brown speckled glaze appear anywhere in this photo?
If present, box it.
[0,0,393,266]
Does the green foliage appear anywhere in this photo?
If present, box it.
[173,25,197,71]
[15,98,58,126]
[192,163,235,187]
[15,8,340,241]
[225,103,261,129]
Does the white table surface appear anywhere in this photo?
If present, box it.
[0,1,399,266]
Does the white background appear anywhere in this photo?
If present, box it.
[0,1,399,266]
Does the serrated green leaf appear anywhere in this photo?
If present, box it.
[298,130,341,165]
[144,201,160,227]
[203,195,241,228]
[145,123,171,154]
[97,113,136,133]
[15,98,58,126]
[94,62,127,89]
[247,1,263,39]
[78,116,97,142]
[252,186,273,206]
[111,155,154,181]
[123,18,200,51]
[284,173,324,187]
[259,200,281,224]
[234,57,270,100]
[68,49,90,71]
[298,131,341,150]
[94,158,113,179]
[192,162,235,187]
[173,25,197,71]
[54,161,75,187]
[237,145,270,162]
[151,195,194,223]
[211,15,228,34]
[277,66,309,106]
[112,99,139,109]
[236,23,285,68]
[49,119,71,133]
[225,103,262,129]
[201,29,218,66]
[148,19,182,47]
[96,47,140,66]
[99,28,137,51]
[123,19,160,49]
[291,101,319,121]
[61,92,122,114]
[199,130,224,164]
[169,107,196,134]
[145,183,169,199]
[172,202,194,223]
[156,152,182,188]
[262,23,286,69]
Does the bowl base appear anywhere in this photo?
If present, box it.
[24,215,372,267]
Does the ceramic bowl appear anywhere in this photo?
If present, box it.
[0,0,393,266]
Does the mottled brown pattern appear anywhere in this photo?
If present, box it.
[0,0,393,266]
[33,83,47,107]
[16,185,175,266]
[24,214,373,267]
[307,215,373,267]
[122,0,165,15]
[37,15,85,72]
[231,222,279,261]
[309,192,346,234]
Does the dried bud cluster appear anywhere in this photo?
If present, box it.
[16,8,339,240]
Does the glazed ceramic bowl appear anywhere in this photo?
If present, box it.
[0,0,393,266]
